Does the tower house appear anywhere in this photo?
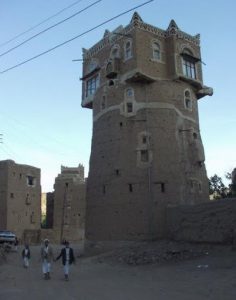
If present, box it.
[81,13,213,241]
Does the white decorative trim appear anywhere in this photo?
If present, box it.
[93,101,197,123]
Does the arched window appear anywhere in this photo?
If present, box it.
[184,89,192,110]
[124,40,132,60]
[111,46,120,59]
[125,87,134,98]
[152,41,161,60]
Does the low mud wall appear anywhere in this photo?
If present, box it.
[167,198,236,244]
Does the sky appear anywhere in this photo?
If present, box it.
[0,0,235,192]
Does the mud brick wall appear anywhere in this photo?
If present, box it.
[167,198,236,243]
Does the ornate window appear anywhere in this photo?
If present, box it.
[124,40,132,60]
[182,49,197,79]
[110,45,120,59]
[86,74,99,97]
[152,41,161,60]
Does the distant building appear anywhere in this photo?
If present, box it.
[81,13,213,241]
[0,160,41,242]
[52,164,86,243]
[46,192,54,228]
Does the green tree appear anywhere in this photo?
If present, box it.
[209,174,227,199]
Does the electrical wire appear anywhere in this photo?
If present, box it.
[0,0,84,48]
[0,0,154,74]
[0,0,102,58]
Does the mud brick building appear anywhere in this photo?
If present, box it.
[81,13,213,241]
[52,164,86,243]
[0,160,41,242]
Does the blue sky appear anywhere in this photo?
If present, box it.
[0,0,235,192]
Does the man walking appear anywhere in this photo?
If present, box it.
[40,239,54,280]
[55,241,75,281]
[22,243,30,268]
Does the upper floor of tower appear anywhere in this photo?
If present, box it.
[81,12,213,109]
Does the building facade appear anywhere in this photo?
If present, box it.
[52,164,86,243]
[81,13,213,241]
[0,160,41,241]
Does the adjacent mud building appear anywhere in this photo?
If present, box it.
[51,164,86,243]
[0,160,41,242]
[81,13,213,241]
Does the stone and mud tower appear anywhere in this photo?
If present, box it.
[81,13,213,241]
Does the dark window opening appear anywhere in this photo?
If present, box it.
[103,185,106,194]
[115,169,120,176]
[126,102,133,113]
[193,132,198,139]
[161,183,165,193]
[19,173,22,179]
[141,150,149,162]
[142,136,147,144]
[101,96,106,110]
[109,80,114,86]
[27,176,35,186]
[119,122,123,127]
[65,182,69,188]
[198,183,202,192]
[129,184,133,192]
[10,192,14,198]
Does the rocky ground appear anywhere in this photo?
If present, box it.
[0,240,236,300]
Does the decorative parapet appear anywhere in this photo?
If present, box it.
[83,12,200,60]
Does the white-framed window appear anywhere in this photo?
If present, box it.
[140,150,149,162]
[152,41,161,60]
[126,102,133,113]
[184,89,192,110]
[111,45,120,59]
[182,49,197,79]
[124,40,132,60]
[86,74,99,97]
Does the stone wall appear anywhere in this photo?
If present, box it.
[167,198,236,244]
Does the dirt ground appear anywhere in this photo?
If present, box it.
[0,241,236,300]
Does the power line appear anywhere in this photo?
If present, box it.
[0,0,84,48]
[0,0,102,58]
[0,0,154,74]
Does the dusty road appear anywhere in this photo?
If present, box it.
[0,242,236,300]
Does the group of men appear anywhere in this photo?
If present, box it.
[22,238,75,281]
